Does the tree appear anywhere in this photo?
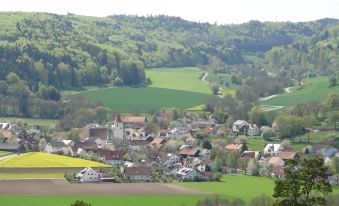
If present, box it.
[6,72,20,84]
[248,106,267,127]
[70,200,92,206]
[211,84,219,95]
[201,139,212,150]
[331,156,339,185]
[273,157,332,206]
[329,112,339,129]
[66,129,81,143]
[247,159,259,176]
[213,155,222,172]
[238,157,250,175]
[329,76,337,87]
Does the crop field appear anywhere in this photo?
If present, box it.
[261,76,339,107]
[0,152,109,168]
[0,117,57,127]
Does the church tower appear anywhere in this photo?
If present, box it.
[108,113,124,141]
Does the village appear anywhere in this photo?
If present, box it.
[1,110,338,185]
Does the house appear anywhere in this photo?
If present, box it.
[232,120,249,134]
[76,167,101,183]
[225,143,244,153]
[179,148,200,158]
[166,128,184,139]
[248,124,260,136]
[75,141,99,152]
[121,116,147,129]
[97,149,124,165]
[151,137,166,147]
[129,140,149,151]
[264,144,283,156]
[272,166,284,178]
[268,157,285,167]
[191,119,215,129]
[123,167,152,181]
[176,167,207,181]
[316,146,338,158]
[100,172,115,182]
[158,153,180,165]
[278,151,299,161]
[44,141,68,154]
[0,143,24,153]
[241,151,261,160]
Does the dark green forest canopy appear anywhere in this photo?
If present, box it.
[0,12,338,91]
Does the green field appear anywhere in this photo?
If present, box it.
[0,173,65,179]
[146,67,211,94]
[0,195,203,206]
[0,151,12,158]
[175,175,274,202]
[0,152,109,168]
[261,76,339,107]
[0,117,56,127]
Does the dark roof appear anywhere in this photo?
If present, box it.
[124,167,152,176]
[0,143,21,150]
[50,141,67,148]
[129,140,149,146]
[75,142,99,150]
[89,128,108,139]
[97,149,124,160]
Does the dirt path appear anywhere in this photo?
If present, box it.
[0,179,209,195]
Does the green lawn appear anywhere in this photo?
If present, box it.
[0,151,12,158]
[175,175,275,202]
[261,76,339,107]
[81,87,211,113]
[0,117,56,127]
[0,152,109,168]
[0,173,65,179]
[0,195,204,206]
[146,67,211,94]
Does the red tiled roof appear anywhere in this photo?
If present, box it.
[225,144,243,150]
[124,167,151,176]
[242,151,255,158]
[97,149,124,160]
[179,148,200,156]
[151,138,166,145]
[278,151,297,160]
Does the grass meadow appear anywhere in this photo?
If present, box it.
[0,117,57,127]
[261,76,339,107]
[0,152,109,168]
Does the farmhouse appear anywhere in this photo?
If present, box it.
[121,116,147,129]
[44,141,68,154]
[123,166,152,181]
[176,167,207,181]
[97,149,124,165]
[76,167,101,183]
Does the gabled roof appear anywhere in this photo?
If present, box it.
[151,137,166,145]
[268,156,283,165]
[97,149,124,160]
[225,143,243,150]
[242,151,256,158]
[124,167,151,176]
[50,140,67,148]
[121,116,146,123]
[179,148,200,156]
[278,151,298,160]
[75,142,99,150]
[89,128,108,139]
[177,167,194,175]
[272,166,284,175]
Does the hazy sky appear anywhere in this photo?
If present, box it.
[1,0,339,24]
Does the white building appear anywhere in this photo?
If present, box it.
[264,144,283,156]
[123,167,152,182]
[176,167,207,181]
[108,114,124,141]
[166,128,183,139]
[232,120,249,133]
[76,167,101,183]
[248,124,261,136]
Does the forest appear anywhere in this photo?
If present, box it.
[0,12,338,119]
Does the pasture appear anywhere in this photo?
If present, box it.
[261,76,339,107]
[146,67,211,94]
[175,175,274,202]
[0,152,109,168]
[81,86,211,113]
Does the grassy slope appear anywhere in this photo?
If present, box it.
[0,117,56,127]
[175,175,274,202]
[261,76,339,107]
[0,152,109,168]
[146,67,211,94]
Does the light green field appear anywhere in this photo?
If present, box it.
[146,67,211,94]
[81,86,211,113]
[261,76,339,107]
[175,175,274,202]
[0,173,65,179]
[0,152,109,168]
[0,195,203,206]
[0,117,56,127]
